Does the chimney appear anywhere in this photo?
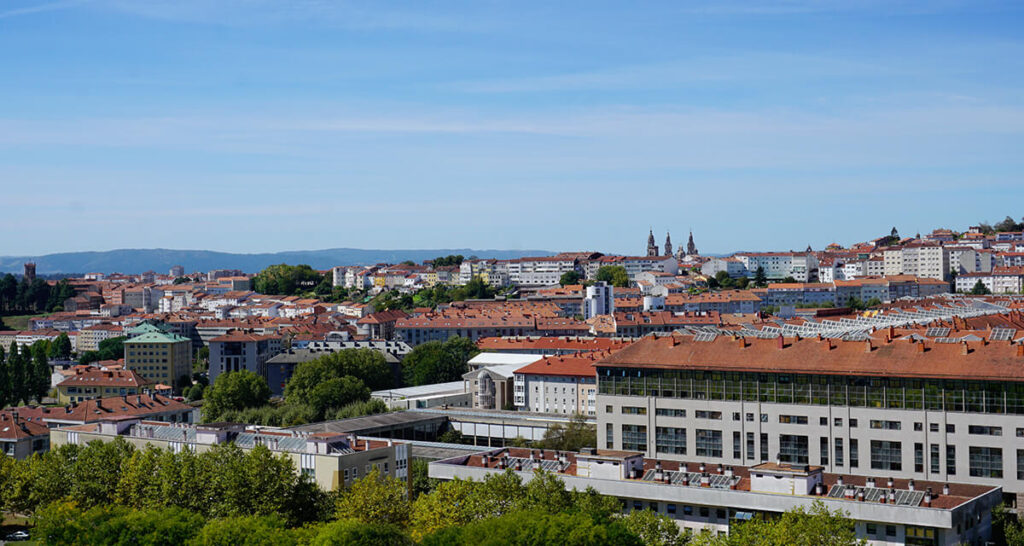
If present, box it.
[864,340,873,353]
[1017,343,1023,358]
[857,489,865,502]
[737,337,747,349]
[836,475,844,486]
[961,341,970,356]
[943,483,950,496]
[815,482,825,495]
[923,487,933,507]
[907,479,915,491]
[844,485,855,499]
[918,341,926,353]
[681,473,690,486]
[887,477,894,488]
[866,477,876,488]
[777,334,785,350]
[700,473,710,487]
[699,462,706,473]
[888,489,896,504]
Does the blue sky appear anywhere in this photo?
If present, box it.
[1,0,1023,256]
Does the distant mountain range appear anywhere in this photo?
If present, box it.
[0,248,555,275]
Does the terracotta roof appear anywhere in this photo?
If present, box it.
[0,410,50,440]
[14,394,193,424]
[514,352,610,377]
[58,368,151,388]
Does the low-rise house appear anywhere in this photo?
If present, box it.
[0,410,50,459]
[56,367,151,404]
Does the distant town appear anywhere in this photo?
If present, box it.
[2,219,1024,544]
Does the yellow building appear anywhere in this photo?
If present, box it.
[56,367,151,404]
[123,331,192,390]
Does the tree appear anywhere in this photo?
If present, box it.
[335,467,411,527]
[31,342,51,402]
[994,216,1024,233]
[252,264,323,296]
[48,332,72,360]
[203,370,271,422]
[971,280,992,295]
[782,276,798,284]
[307,376,370,419]
[8,343,28,405]
[691,501,861,546]
[754,266,768,287]
[310,519,412,546]
[420,510,642,546]
[33,502,205,546]
[432,255,464,267]
[0,344,8,408]
[0,273,17,312]
[539,413,596,452]
[185,384,205,401]
[284,348,392,403]
[620,509,683,546]
[864,297,882,308]
[595,266,630,288]
[402,337,478,386]
[191,515,301,546]
[559,271,581,286]
[734,276,750,289]
[714,271,735,289]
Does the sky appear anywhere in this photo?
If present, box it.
[1,0,1023,257]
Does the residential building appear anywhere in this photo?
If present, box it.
[356,310,409,340]
[208,331,283,386]
[884,245,951,281]
[76,323,124,353]
[735,252,818,282]
[513,353,603,415]
[56,368,151,404]
[49,419,407,491]
[596,332,1024,499]
[0,410,50,459]
[584,282,615,319]
[123,331,193,389]
[586,255,678,282]
[15,394,196,427]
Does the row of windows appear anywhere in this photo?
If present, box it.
[598,368,1024,414]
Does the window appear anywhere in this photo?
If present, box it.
[946,424,955,433]
[1017,428,1024,438]
[622,406,647,415]
[914,422,923,432]
[656,408,685,417]
[760,413,768,423]
[622,425,647,452]
[746,432,755,460]
[866,523,877,536]
[969,447,1003,478]
[930,444,940,474]
[733,431,741,459]
[870,440,901,471]
[849,418,858,428]
[779,435,809,464]
[667,504,677,517]
[870,420,901,430]
[834,438,844,466]
[760,433,769,463]
[695,410,722,420]
[605,405,613,413]
[695,429,723,458]
[886,525,896,537]
[834,418,843,427]
[930,423,939,433]
[946,445,957,475]
[820,437,829,466]
[819,417,828,426]
[683,506,693,516]
[915,443,924,473]
[655,427,686,455]
[699,507,709,518]
[779,415,808,425]
[606,423,614,449]
[968,425,1002,436]
[1017,450,1024,480]
[746,413,754,422]
[733,412,741,421]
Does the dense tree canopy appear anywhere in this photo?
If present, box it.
[79,336,127,366]
[595,266,630,288]
[252,264,323,296]
[559,271,581,286]
[431,255,464,267]
[202,370,272,422]
[402,337,478,386]
[690,501,860,546]
[539,413,596,452]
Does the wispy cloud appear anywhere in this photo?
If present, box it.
[0,0,87,20]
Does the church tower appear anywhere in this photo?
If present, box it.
[646,229,659,257]
[664,232,673,257]
[686,231,698,256]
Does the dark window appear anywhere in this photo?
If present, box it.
[746,432,755,461]
[849,418,858,428]
[819,417,828,426]
[655,427,686,455]
[779,435,809,464]
[930,423,939,433]
[969,446,1003,478]
[733,431,741,459]
[622,425,647,452]
[760,433,769,463]
[870,440,901,471]
[820,437,829,466]
[946,445,957,475]
[915,443,924,473]
[850,439,859,468]
[930,444,940,474]
[696,430,723,458]
[968,425,1002,436]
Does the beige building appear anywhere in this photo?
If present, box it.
[49,419,408,491]
[124,331,192,389]
[56,367,151,404]
[76,323,124,353]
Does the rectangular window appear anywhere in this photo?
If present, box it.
[733,431,741,459]
[969,446,1003,478]
[946,445,957,475]
[870,440,901,471]
[760,433,769,463]
[655,427,686,455]
[733,412,741,421]
[622,406,647,415]
[606,423,614,449]
[1017,450,1024,480]
[695,410,722,420]
[930,444,940,474]
[778,415,808,425]
[622,425,647,452]
[930,423,939,433]
[746,432,755,461]
[655,408,685,417]
[820,437,829,466]
[819,417,828,426]
[915,443,924,473]
[968,425,1002,436]
[834,418,843,427]
[746,413,754,422]
[869,420,901,430]
[834,438,844,466]
[849,439,859,468]
[695,429,723,458]
[849,418,858,428]
[779,435,809,464]
[946,424,955,433]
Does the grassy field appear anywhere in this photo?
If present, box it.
[0,313,50,331]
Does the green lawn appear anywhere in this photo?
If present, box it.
[0,313,50,331]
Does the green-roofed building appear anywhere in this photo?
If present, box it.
[126,321,168,338]
[124,330,192,390]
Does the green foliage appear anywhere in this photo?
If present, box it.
[286,349,393,397]
[734,276,750,289]
[308,376,370,418]
[781,276,798,284]
[754,266,768,287]
[620,509,684,546]
[202,370,271,422]
[992,502,1024,546]
[994,216,1024,233]
[252,264,323,296]
[190,515,301,546]
[310,519,412,546]
[330,398,389,420]
[539,413,596,452]
[402,337,478,386]
[691,501,862,546]
[595,266,630,288]
[79,336,127,365]
[33,502,205,546]
[335,467,411,527]
[431,255,464,267]
[971,279,992,295]
[559,271,581,286]
[409,458,438,499]
[864,297,882,308]
[420,510,642,546]
[185,383,205,402]
[48,333,72,360]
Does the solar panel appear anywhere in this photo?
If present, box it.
[933,337,958,344]
[826,485,845,498]
[991,328,1017,341]
[926,327,950,337]
[694,332,718,342]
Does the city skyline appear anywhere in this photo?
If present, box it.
[2,1,1023,256]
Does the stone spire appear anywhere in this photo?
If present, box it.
[647,229,659,257]
[686,231,698,256]
[664,232,673,257]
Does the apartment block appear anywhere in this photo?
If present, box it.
[124,331,193,389]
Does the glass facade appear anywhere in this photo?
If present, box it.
[779,435,809,464]
[871,440,902,471]
[597,367,1024,414]
[655,427,686,455]
[969,446,1003,478]
[622,424,647,452]
[695,429,722,458]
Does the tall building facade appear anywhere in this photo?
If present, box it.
[584,281,615,319]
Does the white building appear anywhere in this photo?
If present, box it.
[513,353,601,415]
[584,282,615,319]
